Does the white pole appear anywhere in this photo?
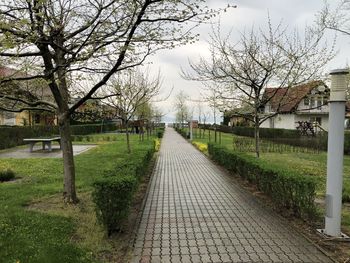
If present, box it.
[190,120,193,140]
[324,69,349,237]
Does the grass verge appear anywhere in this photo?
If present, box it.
[0,134,156,263]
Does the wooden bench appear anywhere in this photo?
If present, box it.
[23,137,61,152]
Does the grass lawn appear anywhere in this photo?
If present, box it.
[0,133,156,263]
[188,127,350,232]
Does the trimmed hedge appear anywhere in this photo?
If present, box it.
[0,126,58,150]
[199,124,350,155]
[231,126,301,139]
[0,123,118,150]
[70,123,117,135]
[174,127,187,139]
[208,143,317,219]
[0,169,15,182]
[92,146,155,235]
[92,175,136,235]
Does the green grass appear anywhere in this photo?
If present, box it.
[0,134,156,263]
[188,127,350,232]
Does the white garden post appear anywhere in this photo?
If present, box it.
[323,69,349,237]
[190,120,193,140]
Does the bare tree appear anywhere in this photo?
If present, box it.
[174,90,189,128]
[101,68,160,153]
[185,19,334,157]
[318,0,350,36]
[0,0,216,203]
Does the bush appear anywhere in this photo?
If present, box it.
[0,126,58,150]
[92,146,155,235]
[157,131,164,138]
[92,175,136,235]
[0,169,15,182]
[154,139,161,152]
[208,143,317,219]
[0,123,119,150]
[174,127,187,139]
[192,142,208,154]
[70,123,117,135]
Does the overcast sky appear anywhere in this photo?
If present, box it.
[149,0,350,123]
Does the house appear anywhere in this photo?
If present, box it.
[260,80,338,131]
[0,66,56,126]
[225,104,254,127]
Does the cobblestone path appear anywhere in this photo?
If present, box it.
[130,128,332,263]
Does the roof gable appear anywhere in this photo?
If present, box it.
[264,81,326,113]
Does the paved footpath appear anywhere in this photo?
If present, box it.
[130,128,332,263]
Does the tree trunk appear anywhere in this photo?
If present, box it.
[126,122,131,153]
[59,114,78,204]
[214,125,217,143]
[254,117,260,158]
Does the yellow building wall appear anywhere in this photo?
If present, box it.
[15,111,31,126]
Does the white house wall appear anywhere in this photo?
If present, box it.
[260,114,296,129]
[261,114,329,131]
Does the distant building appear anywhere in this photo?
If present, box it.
[260,80,349,131]
[0,66,56,126]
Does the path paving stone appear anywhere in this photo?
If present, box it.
[130,128,332,263]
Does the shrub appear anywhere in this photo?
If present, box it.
[175,127,187,139]
[154,139,161,152]
[343,180,350,202]
[92,146,155,235]
[92,175,136,235]
[0,126,58,150]
[192,142,208,154]
[0,169,15,182]
[208,143,317,219]
[0,123,119,150]
[70,123,117,135]
[157,131,164,138]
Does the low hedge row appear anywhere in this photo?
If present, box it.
[199,124,350,154]
[208,143,317,219]
[0,126,57,150]
[70,123,117,135]
[174,127,188,139]
[199,124,301,139]
[92,146,155,235]
[0,169,15,182]
[156,127,165,138]
[231,126,301,139]
[0,123,118,150]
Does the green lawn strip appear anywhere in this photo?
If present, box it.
[0,134,155,263]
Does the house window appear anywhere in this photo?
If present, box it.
[34,114,40,124]
[304,97,310,106]
[310,97,315,108]
[3,112,15,119]
[323,97,328,105]
[310,117,322,126]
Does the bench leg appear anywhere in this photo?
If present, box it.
[29,143,35,152]
[47,142,52,151]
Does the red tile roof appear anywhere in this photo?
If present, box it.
[0,66,26,78]
[263,81,325,113]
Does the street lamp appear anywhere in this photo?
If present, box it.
[319,69,349,238]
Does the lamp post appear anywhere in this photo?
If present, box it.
[322,69,349,237]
